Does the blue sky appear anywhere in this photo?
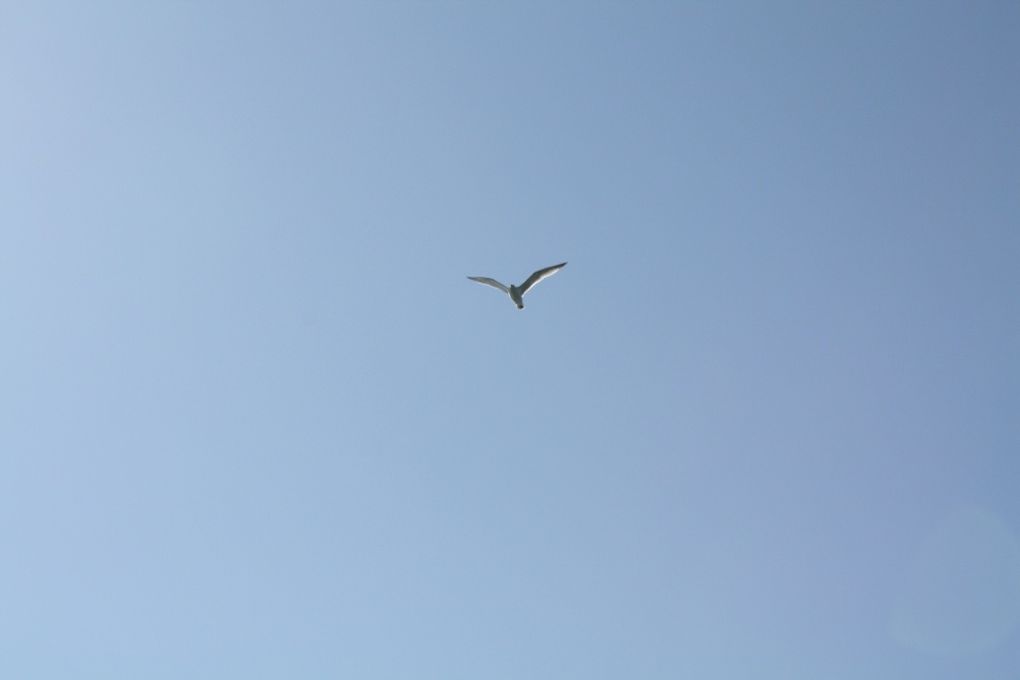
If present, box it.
[2,2,1018,678]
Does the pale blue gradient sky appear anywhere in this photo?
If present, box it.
[2,2,1019,678]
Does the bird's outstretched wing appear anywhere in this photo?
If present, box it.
[519,262,567,295]
[467,276,510,293]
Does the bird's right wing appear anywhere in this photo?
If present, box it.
[519,262,567,295]
[467,276,510,293]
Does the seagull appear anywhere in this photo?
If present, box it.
[468,262,567,310]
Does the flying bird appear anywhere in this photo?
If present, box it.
[468,262,567,310]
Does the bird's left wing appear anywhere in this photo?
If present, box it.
[467,276,510,293]
[519,262,567,295]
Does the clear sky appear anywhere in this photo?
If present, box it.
[2,2,1019,678]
